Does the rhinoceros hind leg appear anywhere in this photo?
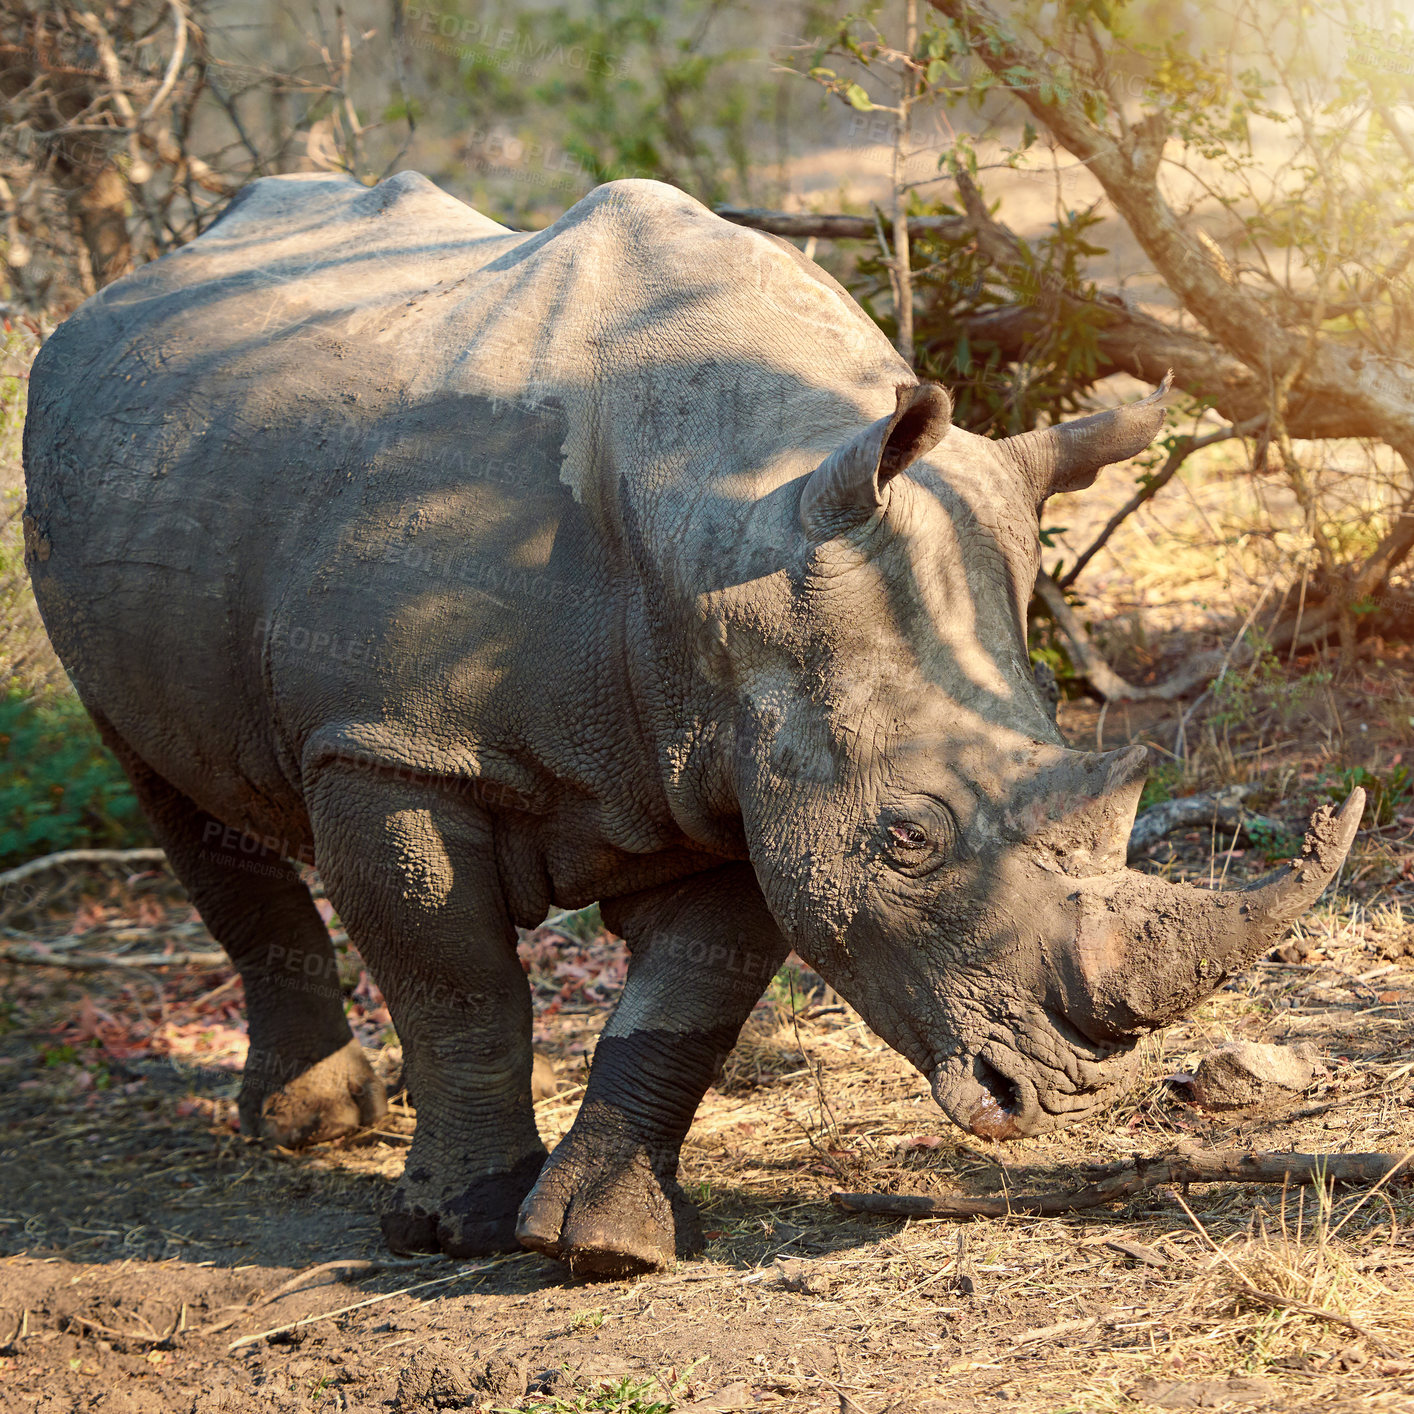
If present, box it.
[249,1036,386,1147]
[102,731,387,1148]
[517,866,788,1277]
[306,762,546,1260]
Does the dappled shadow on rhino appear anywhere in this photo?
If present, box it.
[22,171,1361,1280]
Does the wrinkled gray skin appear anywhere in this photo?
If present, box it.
[23,173,1361,1277]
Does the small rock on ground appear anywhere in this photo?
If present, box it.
[1191,1041,1323,1109]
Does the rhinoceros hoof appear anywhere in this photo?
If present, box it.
[382,1149,548,1258]
[514,1122,703,1279]
[239,1038,388,1148]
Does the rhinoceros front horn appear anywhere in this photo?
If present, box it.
[1002,372,1173,506]
[1071,789,1364,1037]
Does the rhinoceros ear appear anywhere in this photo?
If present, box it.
[800,382,952,539]
[1001,372,1172,507]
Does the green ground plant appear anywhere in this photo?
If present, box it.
[496,1365,703,1413]
[0,685,150,868]
[1243,817,1305,864]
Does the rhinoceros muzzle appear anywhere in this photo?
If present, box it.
[928,1021,1141,1140]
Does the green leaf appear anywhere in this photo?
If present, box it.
[844,82,874,111]
[925,58,948,86]
[955,331,971,374]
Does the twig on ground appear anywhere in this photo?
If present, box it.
[254,1256,445,1309]
[225,1255,529,1352]
[832,1149,1414,1220]
[1011,1314,1104,1346]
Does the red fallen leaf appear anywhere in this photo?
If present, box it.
[826,1148,854,1161]
[899,1135,942,1151]
[71,901,111,934]
[703,1230,724,1240]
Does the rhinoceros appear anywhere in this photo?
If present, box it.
[23,171,1360,1277]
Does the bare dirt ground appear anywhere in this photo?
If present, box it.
[5,665,1414,1414]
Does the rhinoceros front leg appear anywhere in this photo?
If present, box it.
[516,864,789,1278]
[107,742,386,1146]
[305,765,546,1257]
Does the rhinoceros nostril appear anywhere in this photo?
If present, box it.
[967,1057,1023,1140]
[976,1056,1018,1109]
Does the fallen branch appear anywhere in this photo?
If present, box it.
[1034,572,1234,701]
[0,847,168,891]
[0,946,226,971]
[714,205,967,242]
[1126,787,1284,861]
[832,1149,1414,1220]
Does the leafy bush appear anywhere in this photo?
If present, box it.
[1324,764,1413,830]
[1244,820,1304,865]
[0,687,150,868]
[1138,762,1189,814]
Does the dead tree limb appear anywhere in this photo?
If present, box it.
[715,203,1359,443]
[1033,572,1233,701]
[0,848,169,891]
[833,1149,1414,1220]
[1126,788,1283,861]
[714,206,968,242]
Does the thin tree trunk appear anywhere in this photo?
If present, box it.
[892,0,917,362]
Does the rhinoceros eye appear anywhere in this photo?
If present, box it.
[888,821,929,850]
[882,803,959,875]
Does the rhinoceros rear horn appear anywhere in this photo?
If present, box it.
[800,382,952,539]
[1002,372,1173,507]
